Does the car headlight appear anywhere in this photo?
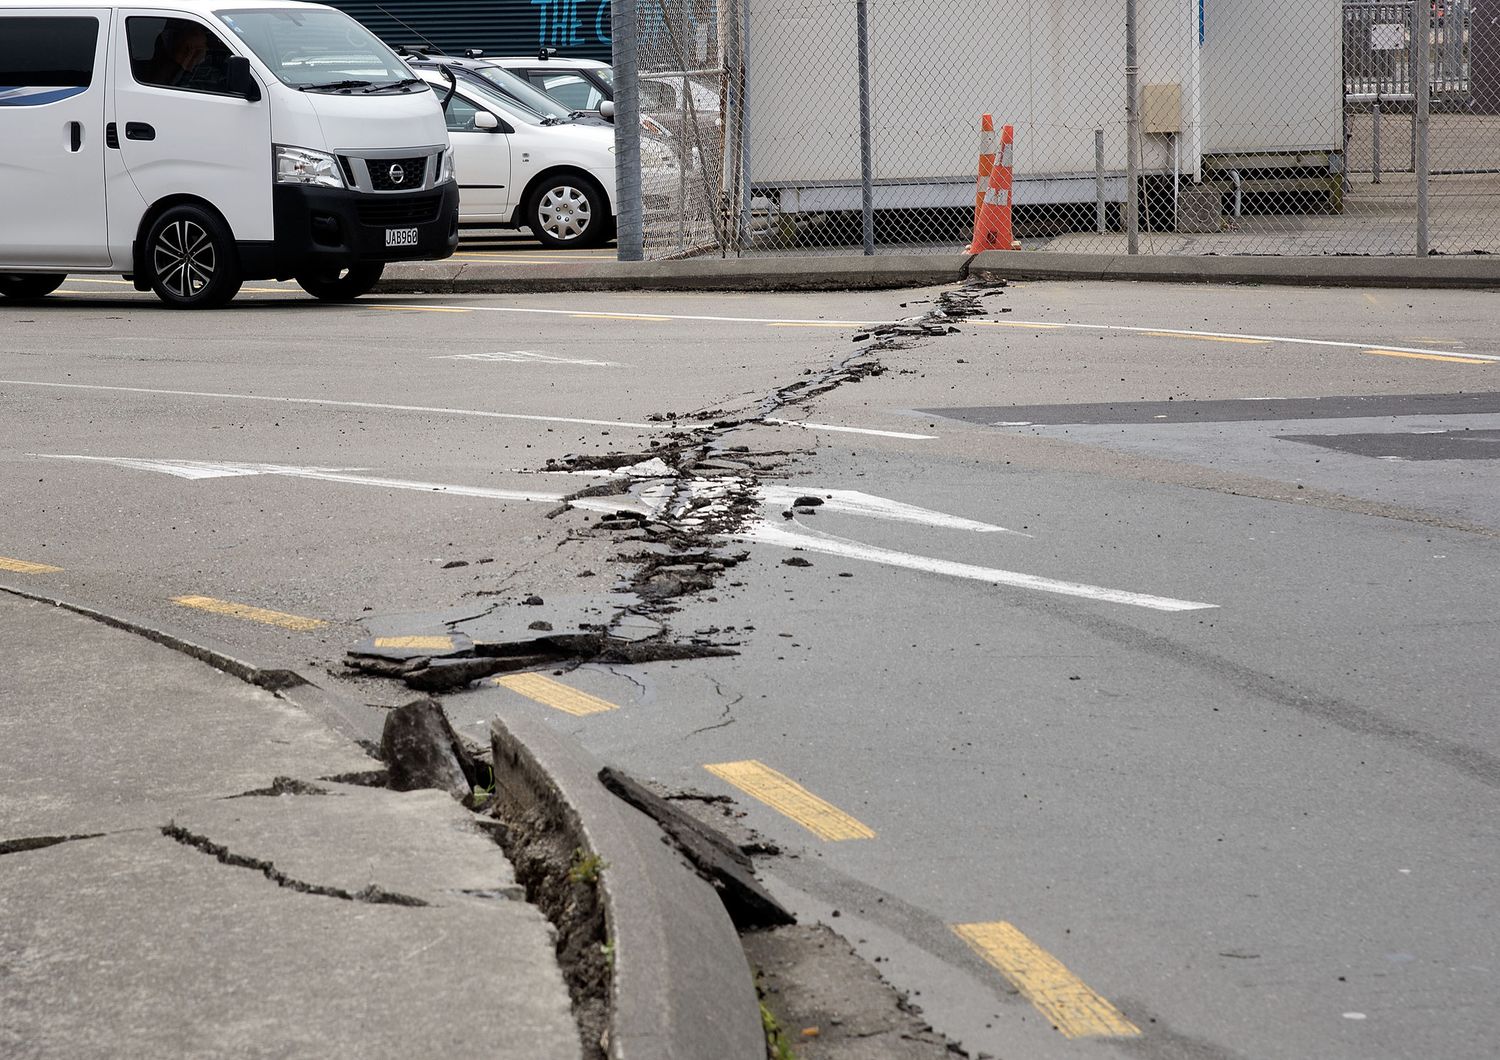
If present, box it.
[438,146,456,184]
[274,145,344,188]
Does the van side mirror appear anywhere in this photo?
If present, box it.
[227,55,260,101]
[474,111,499,131]
[599,99,616,119]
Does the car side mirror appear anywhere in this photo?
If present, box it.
[474,110,499,130]
[226,55,261,102]
[599,99,616,119]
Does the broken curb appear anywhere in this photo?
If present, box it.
[490,709,765,1060]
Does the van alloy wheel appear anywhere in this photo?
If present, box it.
[153,220,216,300]
[143,205,240,308]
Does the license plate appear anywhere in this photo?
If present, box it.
[385,227,418,248]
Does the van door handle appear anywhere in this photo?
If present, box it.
[68,121,83,152]
[124,122,156,141]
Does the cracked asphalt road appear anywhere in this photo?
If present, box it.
[3,277,1498,1059]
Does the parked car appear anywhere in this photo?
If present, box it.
[400,52,612,127]
[413,69,678,247]
[0,0,458,308]
[492,54,612,120]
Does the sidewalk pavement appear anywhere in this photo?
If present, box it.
[0,593,579,1060]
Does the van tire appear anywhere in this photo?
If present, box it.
[143,205,242,309]
[295,263,384,302]
[0,274,65,302]
[528,175,607,248]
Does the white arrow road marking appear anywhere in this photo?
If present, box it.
[758,485,1026,535]
[32,455,650,514]
[432,351,629,367]
[743,521,1217,612]
[34,454,1212,611]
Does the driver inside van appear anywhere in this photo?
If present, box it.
[142,21,210,88]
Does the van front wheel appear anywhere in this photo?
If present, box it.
[144,205,241,309]
[295,263,384,302]
[0,274,65,302]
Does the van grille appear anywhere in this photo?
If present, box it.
[356,194,442,227]
[366,156,428,192]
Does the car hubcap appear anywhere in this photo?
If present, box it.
[154,220,215,299]
[538,186,591,241]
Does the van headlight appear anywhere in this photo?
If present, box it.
[274,145,345,188]
[438,147,456,185]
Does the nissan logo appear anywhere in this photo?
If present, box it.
[388,164,405,185]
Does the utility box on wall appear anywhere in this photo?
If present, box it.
[1141,83,1183,134]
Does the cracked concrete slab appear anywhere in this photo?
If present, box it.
[0,593,578,1059]
[0,597,374,837]
[0,831,575,1060]
[166,783,526,904]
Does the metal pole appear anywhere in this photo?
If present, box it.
[739,0,752,251]
[611,0,644,260]
[1415,0,1430,254]
[1125,0,1140,254]
[1095,128,1106,233]
[677,0,689,252]
[855,0,875,255]
[1373,98,1382,183]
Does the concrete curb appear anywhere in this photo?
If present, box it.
[377,248,1500,295]
[378,253,966,294]
[967,249,1500,289]
[490,709,765,1060]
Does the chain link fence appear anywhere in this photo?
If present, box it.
[612,0,1500,259]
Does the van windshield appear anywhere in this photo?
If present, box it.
[216,8,411,90]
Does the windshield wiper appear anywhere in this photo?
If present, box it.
[362,77,425,93]
[298,79,374,92]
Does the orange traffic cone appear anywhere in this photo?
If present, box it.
[973,114,997,221]
[966,123,1020,253]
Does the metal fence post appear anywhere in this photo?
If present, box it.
[1095,128,1107,232]
[740,0,753,251]
[612,0,644,261]
[1414,0,1430,254]
[1373,97,1382,183]
[855,0,875,256]
[1125,0,1140,254]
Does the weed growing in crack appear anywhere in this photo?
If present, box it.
[761,1001,797,1060]
[567,849,608,885]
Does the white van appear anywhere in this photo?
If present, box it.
[0,0,458,307]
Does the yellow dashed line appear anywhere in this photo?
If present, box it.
[494,673,619,716]
[952,921,1141,1039]
[1364,349,1489,365]
[171,595,327,631]
[1145,331,1269,345]
[569,312,672,322]
[703,760,875,841]
[373,635,457,651]
[365,304,474,313]
[0,555,63,574]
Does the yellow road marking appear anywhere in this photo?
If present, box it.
[703,760,875,841]
[365,304,473,313]
[61,277,288,295]
[373,635,456,651]
[972,319,1065,329]
[0,555,63,574]
[493,673,618,716]
[1364,349,1489,365]
[1145,331,1269,345]
[1363,292,1382,307]
[172,595,327,631]
[570,312,672,322]
[952,921,1141,1039]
